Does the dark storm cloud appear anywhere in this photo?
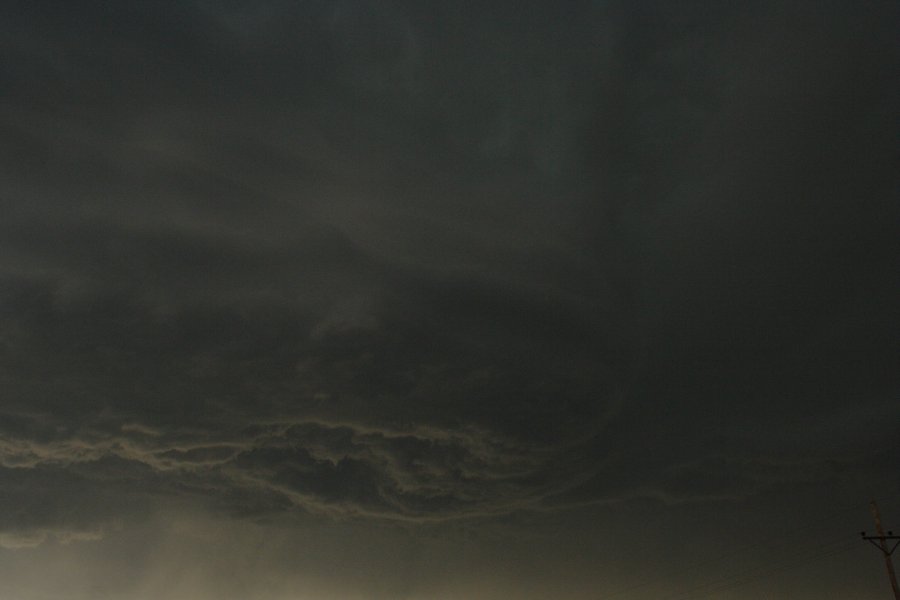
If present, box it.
[0,0,897,555]
[0,409,570,527]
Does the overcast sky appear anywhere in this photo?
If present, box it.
[1,1,898,598]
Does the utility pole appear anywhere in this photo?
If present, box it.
[861,500,900,600]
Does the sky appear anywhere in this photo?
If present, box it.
[0,0,898,598]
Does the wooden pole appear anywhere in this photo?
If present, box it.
[870,500,900,600]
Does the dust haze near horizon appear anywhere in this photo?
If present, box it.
[0,1,898,598]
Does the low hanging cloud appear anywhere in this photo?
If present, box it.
[0,413,572,536]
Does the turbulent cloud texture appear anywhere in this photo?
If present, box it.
[0,8,897,599]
